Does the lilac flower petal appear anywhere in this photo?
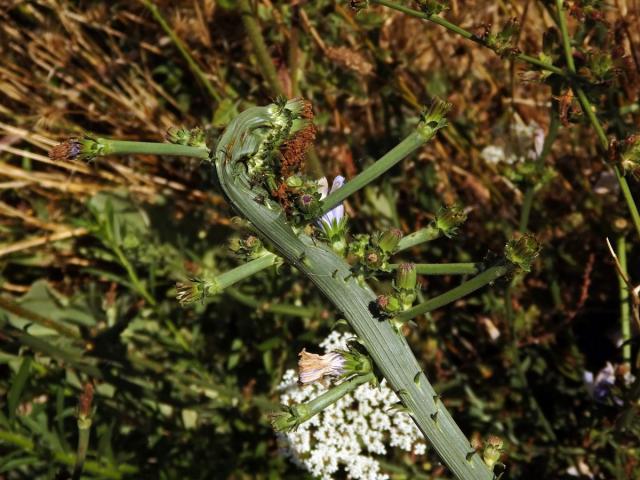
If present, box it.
[330,175,345,193]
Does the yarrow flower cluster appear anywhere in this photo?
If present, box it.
[277,332,426,480]
[480,121,545,165]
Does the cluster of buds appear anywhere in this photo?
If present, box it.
[505,234,541,272]
[48,136,104,162]
[416,0,448,16]
[230,235,265,261]
[165,127,207,148]
[482,18,521,58]
[568,0,606,22]
[350,228,402,274]
[376,263,419,319]
[584,49,617,84]
[434,204,467,238]
[297,343,372,384]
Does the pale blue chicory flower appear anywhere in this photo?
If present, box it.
[583,362,618,404]
[317,176,345,229]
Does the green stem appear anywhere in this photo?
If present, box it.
[617,236,631,364]
[72,422,91,480]
[226,287,319,318]
[238,0,286,97]
[397,264,510,322]
[142,0,223,102]
[297,372,375,425]
[99,139,210,160]
[395,224,441,252]
[372,0,565,76]
[321,131,428,214]
[206,252,279,296]
[389,263,480,275]
[0,429,137,479]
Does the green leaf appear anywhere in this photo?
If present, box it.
[8,356,32,421]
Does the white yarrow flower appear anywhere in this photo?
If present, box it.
[278,332,426,479]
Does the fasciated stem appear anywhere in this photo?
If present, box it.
[398,264,510,322]
[321,132,431,215]
[395,224,441,252]
[142,0,223,103]
[389,263,480,276]
[372,0,565,77]
[216,103,494,479]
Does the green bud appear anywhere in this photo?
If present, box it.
[376,228,403,254]
[435,204,467,237]
[166,127,206,148]
[482,435,504,469]
[417,99,452,140]
[396,263,417,291]
[364,249,383,270]
[505,234,540,272]
[340,348,373,377]
[485,18,520,58]
[377,294,401,315]
[176,280,207,306]
[286,175,304,189]
[349,234,371,260]
[298,193,318,213]
[271,403,311,433]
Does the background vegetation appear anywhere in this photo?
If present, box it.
[1,0,639,478]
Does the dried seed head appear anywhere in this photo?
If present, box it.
[297,349,345,384]
[49,139,82,161]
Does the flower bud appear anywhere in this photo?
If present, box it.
[376,294,401,315]
[482,435,504,469]
[271,403,311,433]
[166,127,206,148]
[176,280,206,306]
[417,98,452,140]
[396,263,417,291]
[364,249,383,270]
[505,234,540,272]
[621,135,640,176]
[298,193,318,213]
[376,229,402,254]
[435,204,467,238]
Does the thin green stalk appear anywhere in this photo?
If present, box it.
[617,236,631,364]
[98,139,210,160]
[389,263,480,275]
[555,0,640,238]
[321,131,428,214]
[372,0,565,76]
[505,287,557,441]
[0,429,137,479]
[72,421,91,480]
[238,0,286,97]
[288,372,375,427]
[397,264,510,322]
[226,287,319,318]
[142,0,223,102]
[210,252,279,294]
[395,224,441,252]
